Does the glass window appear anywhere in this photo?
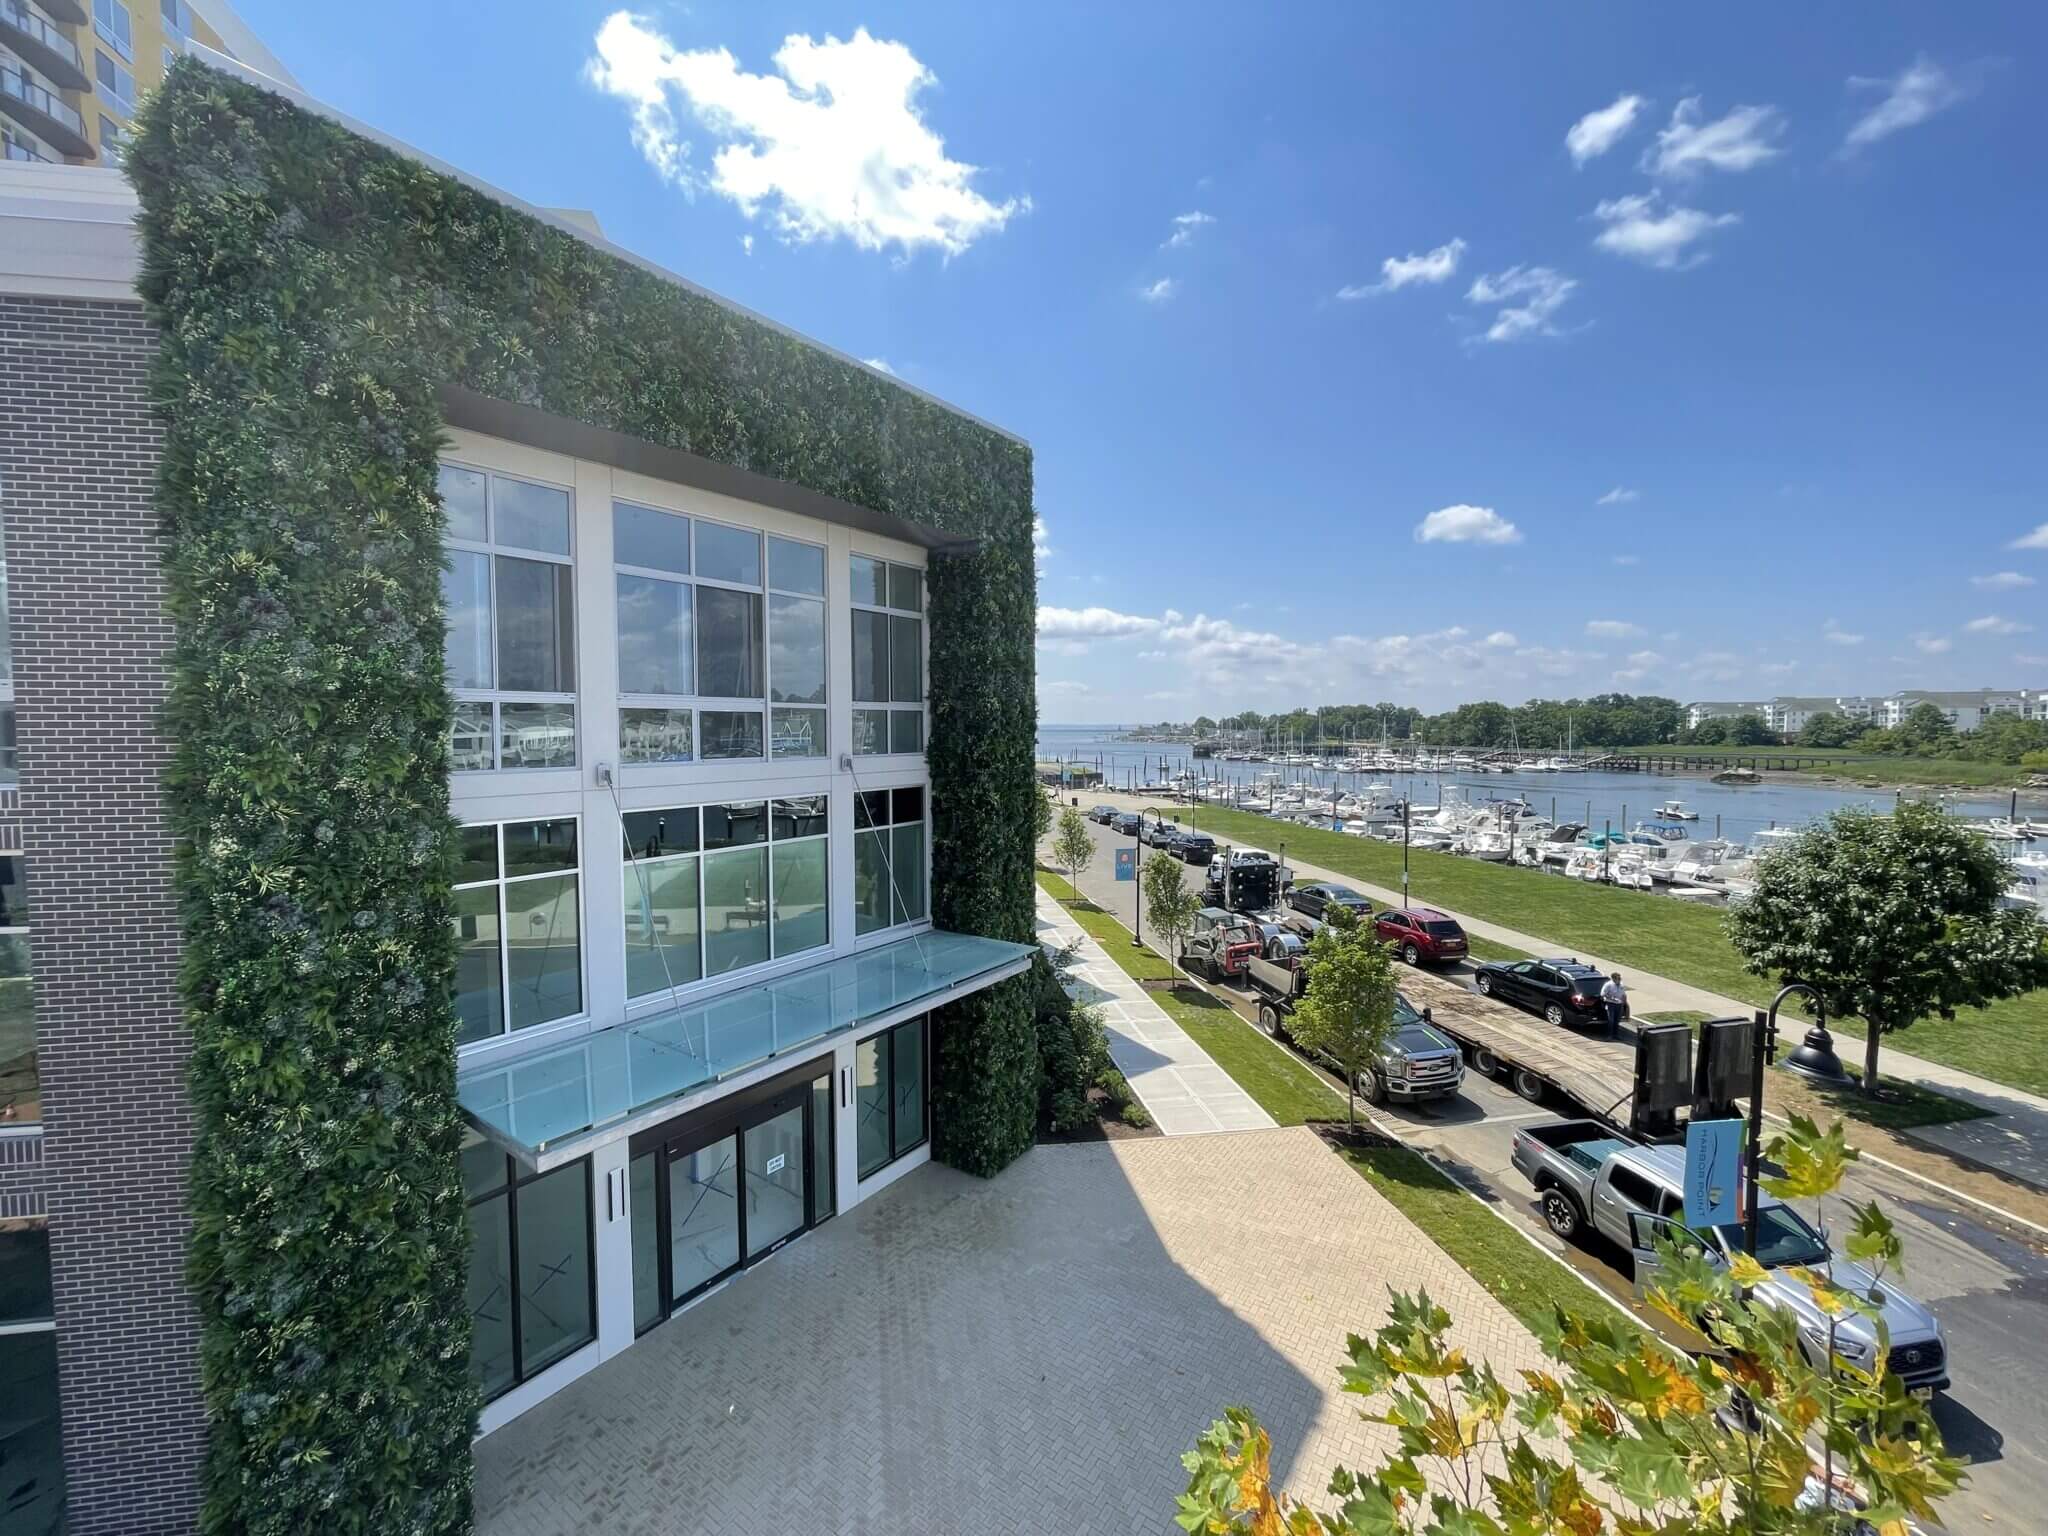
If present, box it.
[696,588,762,698]
[768,594,825,704]
[0,1329,65,1531]
[771,837,828,958]
[466,1153,596,1401]
[695,522,761,586]
[772,707,826,759]
[769,536,826,596]
[624,857,701,997]
[630,1152,661,1333]
[703,847,770,976]
[700,710,764,760]
[614,501,690,574]
[621,707,693,764]
[856,1016,928,1179]
[454,819,583,1045]
[670,1137,740,1299]
[442,463,577,771]
[0,1216,53,1325]
[851,555,925,756]
[96,50,136,113]
[624,807,698,858]
[0,851,33,1123]
[854,790,928,935]
[616,575,691,696]
[94,0,131,56]
[704,802,767,850]
[810,1075,835,1223]
[514,1163,594,1376]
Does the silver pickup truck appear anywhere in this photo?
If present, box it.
[1511,1119,1949,1396]
[1243,940,1465,1105]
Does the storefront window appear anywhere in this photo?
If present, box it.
[855,1015,928,1179]
[854,787,928,936]
[453,820,582,1045]
[463,1136,595,1403]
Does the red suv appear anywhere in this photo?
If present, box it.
[1375,906,1468,967]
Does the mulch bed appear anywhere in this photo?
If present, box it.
[1037,1085,1164,1143]
[1307,1119,1399,1153]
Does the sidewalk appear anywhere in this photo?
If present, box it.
[1036,890,1275,1136]
[1098,794,2048,1192]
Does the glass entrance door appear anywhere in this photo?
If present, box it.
[631,1067,833,1333]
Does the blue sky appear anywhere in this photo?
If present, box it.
[235,1,2048,721]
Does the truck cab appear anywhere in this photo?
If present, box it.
[1245,938,1464,1105]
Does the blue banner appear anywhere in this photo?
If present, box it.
[1682,1117,1744,1228]
[1114,847,1137,881]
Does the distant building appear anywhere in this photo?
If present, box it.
[1684,701,1769,731]
[1689,688,2047,739]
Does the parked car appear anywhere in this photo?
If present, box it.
[1182,906,1264,983]
[1471,957,1619,1030]
[1512,1121,1950,1397]
[1177,831,1217,866]
[1139,817,1179,848]
[1113,812,1142,835]
[1374,906,1468,966]
[1286,881,1373,924]
[1242,947,1464,1105]
[1088,804,1119,825]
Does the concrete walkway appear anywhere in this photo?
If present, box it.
[1037,890,1275,1136]
[1088,791,2048,1190]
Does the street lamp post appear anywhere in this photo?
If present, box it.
[1401,801,1411,905]
[1744,983,1817,1253]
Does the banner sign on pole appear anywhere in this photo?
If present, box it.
[1682,1116,1744,1228]
[1114,847,1137,881]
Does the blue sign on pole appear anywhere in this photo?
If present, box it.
[1682,1117,1744,1228]
[1114,847,1137,881]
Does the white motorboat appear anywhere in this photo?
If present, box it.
[1460,828,1513,862]
[1609,851,1657,890]
[1562,847,1608,883]
[1654,800,1700,821]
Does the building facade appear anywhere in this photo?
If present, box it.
[1,0,289,168]
[1689,690,2047,739]
[1,48,1038,1536]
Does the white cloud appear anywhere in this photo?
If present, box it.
[2016,653,2048,668]
[1484,631,1518,648]
[1036,605,1159,639]
[1039,679,1092,696]
[2009,523,2048,551]
[1844,56,1972,154]
[1965,615,2033,636]
[1645,98,1785,178]
[862,356,894,375]
[740,234,754,256]
[1514,645,1607,679]
[1138,277,1178,304]
[1585,619,1646,639]
[1596,486,1639,505]
[1912,632,1953,655]
[1413,504,1523,545]
[1591,191,1738,268]
[1612,554,1641,566]
[1465,266,1576,343]
[1758,659,1800,677]
[585,15,1026,257]
[1687,649,1745,683]
[1162,210,1215,250]
[1567,93,1646,165]
[1973,571,2035,590]
[1032,515,1052,572]
[1338,237,1466,299]
[1823,621,1865,646]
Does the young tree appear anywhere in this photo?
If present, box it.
[1726,801,2048,1094]
[1033,786,1053,844]
[1052,806,1096,888]
[1177,1115,1963,1535]
[1285,906,1397,1130]
[1143,850,1199,967]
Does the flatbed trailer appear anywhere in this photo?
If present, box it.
[1396,968,1643,1128]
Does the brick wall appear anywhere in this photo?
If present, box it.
[0,295,200,1534]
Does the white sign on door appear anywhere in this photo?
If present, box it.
[765,1153,786,1175]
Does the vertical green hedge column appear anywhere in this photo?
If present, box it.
[132,83,475,1535]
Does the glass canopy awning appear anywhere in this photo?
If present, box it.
[457,929,1036,1170]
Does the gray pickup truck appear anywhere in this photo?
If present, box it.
[1243,940,1465,1105]
[1512,1120,1949,1397]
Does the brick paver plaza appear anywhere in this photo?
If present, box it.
[474,1126,1546,1534]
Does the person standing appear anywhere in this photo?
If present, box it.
[1600,972,1628,1035]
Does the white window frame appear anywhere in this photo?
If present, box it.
[454,816,588,1051]
[92,0,131,61]
[852,784,931,938]
[613,504,829,767]
[443,459,579,774]
[621,795,831,1008]
[849,552,926,759]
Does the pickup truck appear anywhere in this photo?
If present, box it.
[1511,1120,1949,1396]
[1244,938,1465,1105]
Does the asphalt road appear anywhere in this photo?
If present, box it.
[1050,810,2048,1529]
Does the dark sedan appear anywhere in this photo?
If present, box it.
[1113,812,1142,835]
[1471,957,1617,1031]
[1285,882,1373,923]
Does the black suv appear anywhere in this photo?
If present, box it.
[1177,831,1217,865]
[1286,882,1372,923]
[1471,957,1618,1031]
[1088,804,1119,825]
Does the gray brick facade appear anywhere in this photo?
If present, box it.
[0,294,201,1535]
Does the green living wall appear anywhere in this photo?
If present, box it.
[129,58,1036,1534]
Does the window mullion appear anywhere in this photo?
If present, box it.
[503,1171,523,1384]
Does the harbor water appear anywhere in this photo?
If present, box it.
[1038,724,2029,844]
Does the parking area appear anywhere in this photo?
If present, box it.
[472,1126,1546,1536]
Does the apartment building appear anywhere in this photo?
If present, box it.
[1,51,1038,1536]
[1683,700,1769,731]
[0,0,289,167]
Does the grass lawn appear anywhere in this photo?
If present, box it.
[1046,873,1633,1336]
[1617,745,2032,789]
[1146,804,2048,1097]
